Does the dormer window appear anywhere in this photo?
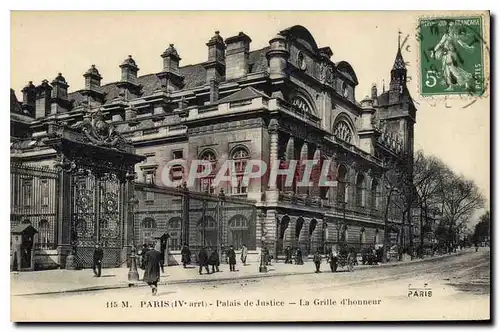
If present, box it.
[341,81,349,98]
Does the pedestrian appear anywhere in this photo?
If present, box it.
[139,243,149,270]
[208,248,220,273]
[92,243,103,277]
[295,247,304,265]
[328,245,338,272]
[284,246,292,264]
[227,245,237,272]
[475,241,479,252]
[240,244,248,266]
[181,243,191,268]
[198,246,210,274]
[313,249,322,273]
[263,247,271,265]
[143,242,163,296]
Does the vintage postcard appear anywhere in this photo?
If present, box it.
[9,10,490,322]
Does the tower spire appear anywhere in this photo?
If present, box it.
[398,29,402,50]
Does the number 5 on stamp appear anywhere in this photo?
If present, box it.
[419,16,485,96]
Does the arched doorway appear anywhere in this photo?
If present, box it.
[277,215,290,255]
[228,214,250,249]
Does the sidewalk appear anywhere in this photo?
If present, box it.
[11,248,476,296]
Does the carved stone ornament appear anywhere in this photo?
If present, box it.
[71,110,128,150]
[333,121,353,143]
[268,118,279,133]
[319,62,335,86]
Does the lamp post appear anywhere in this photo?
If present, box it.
[259,212,267,273]
[128,196,139,282]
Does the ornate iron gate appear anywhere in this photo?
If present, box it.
[71,172,123,268]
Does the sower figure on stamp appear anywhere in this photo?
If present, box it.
[208,247,220,273]
[313,249,322,273]
[227,245,237,272]
[181,243,191,268]
[285,246,292,264]
[198,246,210,275]
[240,244,248,266]
[92,243,103,277]
[143,242,164,296]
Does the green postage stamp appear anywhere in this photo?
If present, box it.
[419,16,486,97]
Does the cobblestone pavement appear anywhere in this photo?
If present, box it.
[11,248,489,321]
[11,248,475,296]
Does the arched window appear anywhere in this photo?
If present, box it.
[336,165,348,204]
[199,150,217,193]
[333,120,353,143]
[38,219,50,249]
[231,147,250,195]
[228,215,249,249]
[371,179,379,210]
[141,217,156,245]
[356,174,365,207]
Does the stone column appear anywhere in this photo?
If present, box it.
[266,119,279,202]
[120,178,134,267]
[265,209,278,258]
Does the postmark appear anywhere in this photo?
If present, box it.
[418,15,487,97]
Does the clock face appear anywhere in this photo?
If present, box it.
[297,52,307,71]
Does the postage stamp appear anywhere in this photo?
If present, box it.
[418,15,486,97]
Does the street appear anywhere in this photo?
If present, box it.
[11,249,490,322]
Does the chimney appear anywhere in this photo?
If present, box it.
[209,79,219,103]
[117,55,142,99]
[21,81,36,116]
[203,31,225,83]
[81,65,105,105]
[50,73,70,114]
[35,80,52,119]
[157,44,184,91]
[224,32,251,80]
[266,33,289,80]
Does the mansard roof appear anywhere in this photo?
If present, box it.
[67,47,269,106]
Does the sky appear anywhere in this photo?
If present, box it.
[10,11,490,211]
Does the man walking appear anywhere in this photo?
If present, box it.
[181,243,191,268]
[198,246,210,275]
[143,242,164,296]
[208,247,220,273]
[240,244,248,266]
[313,249,322,273]
[227,245,237,272]
[92,243,103,277]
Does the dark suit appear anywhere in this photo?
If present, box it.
[93,247,104,277]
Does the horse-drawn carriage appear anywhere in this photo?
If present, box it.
[327,246,356,272]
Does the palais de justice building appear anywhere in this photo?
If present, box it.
[10,25,416,268]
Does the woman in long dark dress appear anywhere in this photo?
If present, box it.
[143,242,164,296]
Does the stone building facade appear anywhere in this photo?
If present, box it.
[10,25,416,262]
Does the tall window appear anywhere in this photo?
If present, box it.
[360,228,366,245]
[40,179,49,207]
[167,217,181,250]
[371,179,379,210]
[336,165,348,204]
[374,229,381,244]
[231,148,250,194]
[228,215,249,249]
[141,217,156,245]
[22,179,32,207]
[199,150,217,193]
[356,174,365,207]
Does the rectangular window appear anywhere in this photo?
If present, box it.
[22,179,32,207]
[144,172,155,185]
[201,177,214,193]
[146,191,154,202]
[172,150,183,160]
